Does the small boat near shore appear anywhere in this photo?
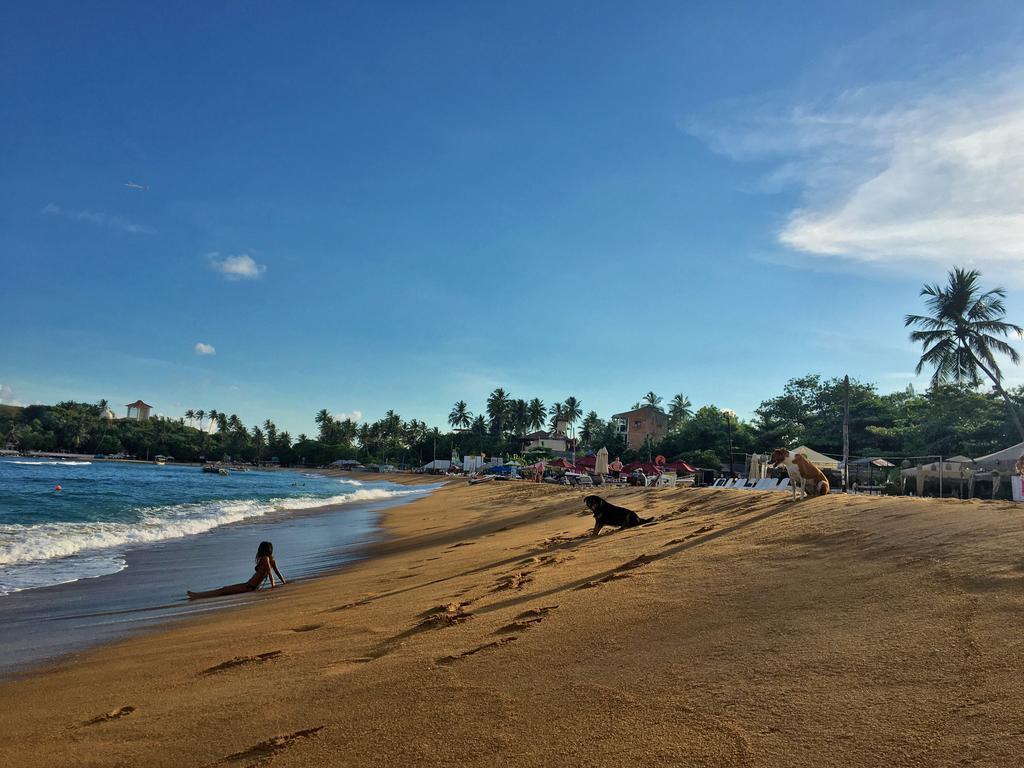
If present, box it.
[201,464,229,475]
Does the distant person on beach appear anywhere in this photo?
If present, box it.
[186,541,286,600]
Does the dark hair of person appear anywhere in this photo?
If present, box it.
[256,541,274,562]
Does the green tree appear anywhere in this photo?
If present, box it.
[448,400,472,430]
[527,398,546,431]
[548,401,564,432]
[562,396,582,440]
[668,394,692,430]
[905,267,1024,440]
[486,388,510,435]
[642,391,663,409]
[579,411,603,449]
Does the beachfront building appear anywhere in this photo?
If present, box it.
[520,430,569,453]
[124,400,153,421]
[612,405,669,451]
[517,429,578,457]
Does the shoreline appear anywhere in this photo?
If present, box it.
[4,482,1024,766]
[0,471,445,677]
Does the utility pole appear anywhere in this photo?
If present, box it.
[842,375,850,492]
[722,409,736,476]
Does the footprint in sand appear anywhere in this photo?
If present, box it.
[290,623,323,633]
[575,556,654,590]
[495,605,559,634]
[447,541,476,550]
[520,553,574,568]
[222,726,324,763]
[576,572,633,590]
[413,604,473,630]
[436,637,518,665]
[662,524,717,547]
[620,554,655,570]
[493,571,532,592]
[326,597,372,613]
[80,706,135,727]
[416,601,472,619]
[202,650,284,675]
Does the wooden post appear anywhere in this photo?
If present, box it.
[842,375,850,492]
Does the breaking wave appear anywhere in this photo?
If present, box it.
[0,485,426,594]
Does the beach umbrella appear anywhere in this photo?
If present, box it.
[595,447,609,475]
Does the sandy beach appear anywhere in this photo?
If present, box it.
[2,475,1024,767]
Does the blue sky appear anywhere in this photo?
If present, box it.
[3,2,1024,435]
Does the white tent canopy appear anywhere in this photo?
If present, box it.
[972,441,1024,473]
[790,446,839,470]
[900,455,975,479]
[421,459,452,471]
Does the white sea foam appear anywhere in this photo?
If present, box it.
[335,478,363,486]
[274,486,420,510]
[0,553,127,595]
[0,486,424,568]
[9,460,93,466]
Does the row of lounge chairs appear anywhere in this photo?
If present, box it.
[710,477,791,491]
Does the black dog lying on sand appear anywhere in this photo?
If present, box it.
[584,495,654,536]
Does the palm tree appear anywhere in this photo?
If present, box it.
[509,399,530,436]
[906,267,1024,440]
[486,388,510,435]
[251,426,265,462]
[642,391,663,410]
[185,408,196,427]
[527,398,546,432]
[195,409,206,431]
[548,401,565,432]
[263,419,277,447]
[448,400,472,430]
[315,409,334,443]
[216,413,229,433]
[580,410,602,448]
[562,396,582,436]
[668,394,693,430]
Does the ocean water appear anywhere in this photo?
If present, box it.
[0,459,422,595]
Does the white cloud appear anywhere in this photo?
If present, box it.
[41,202,155,234]
[0,383,16,404]
[334,410,363,423]
[194,342,216,356]
[690,64,1024,282]
[208,253,266,280]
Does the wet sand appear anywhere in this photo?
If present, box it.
[2,477,1024,767]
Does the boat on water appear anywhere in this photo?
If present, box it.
[202,464,229,475]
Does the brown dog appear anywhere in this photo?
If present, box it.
[769,448,831,500]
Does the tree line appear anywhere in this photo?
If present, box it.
[1,268,1021,469]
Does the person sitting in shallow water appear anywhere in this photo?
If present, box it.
[187,541,286,600]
